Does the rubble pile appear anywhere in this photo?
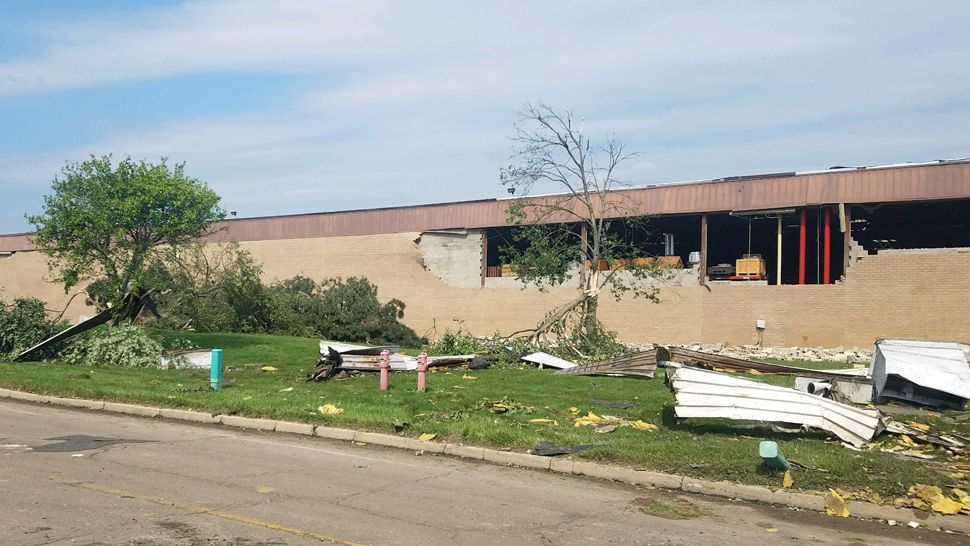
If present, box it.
[668,343,872,364]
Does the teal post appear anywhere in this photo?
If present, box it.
[758,441,791,470]
[759,441,790,470]
[210,349,223,391]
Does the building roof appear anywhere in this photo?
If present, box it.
[2,159,969,251]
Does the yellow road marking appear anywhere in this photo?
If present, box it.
[54,477,367,546]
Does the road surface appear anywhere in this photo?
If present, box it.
[0,400,963,545]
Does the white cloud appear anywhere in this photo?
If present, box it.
[1,0,969,230]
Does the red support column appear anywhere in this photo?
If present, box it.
[798,208,806,284]
[823,207,831,284]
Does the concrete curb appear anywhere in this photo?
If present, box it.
[1,388,968,535]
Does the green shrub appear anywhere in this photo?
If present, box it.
[0,297,66,359]
[430,330,485,355]
[271,276,425,347]
[63,325,162,367]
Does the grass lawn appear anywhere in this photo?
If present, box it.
[0,330,963,501]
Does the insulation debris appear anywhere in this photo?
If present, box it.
[824,490,850,517]
[665,364,883,447]
[318,404,344,415]
[572,411,656,431]
[895,485,969,515]
[870,339,970,409]
[555,349,657,379]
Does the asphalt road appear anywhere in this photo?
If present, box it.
[1,400,964,545]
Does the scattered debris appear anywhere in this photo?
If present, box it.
[895,485,969,515]
[870,339,970,409]
[883,419,965,456]
[665,364,883,447]
[160,349,214,369]
[794,376,874,405]
[587,399,636,409]
[555,350,657,379]
[417,433,436,442]
[824,490,850,517]
[480,399,534,414]
[527,418,558,425]
[260,366,278,372]
[309,340,485,381]
[572,411,657,432]
[521,351,576,369]
[318,404,344,415]
[531,441,603,456]
[279,387,294,392]
[462,374,478,380]
[392,420,408,432]
[783,471,794,488]
[661,346,867,380]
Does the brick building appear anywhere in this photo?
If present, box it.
[2,159,969,348]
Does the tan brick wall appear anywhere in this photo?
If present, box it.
[2,233,968,348]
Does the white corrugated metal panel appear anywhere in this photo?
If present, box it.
[870,339,970,400]
[522,352,577,369]
[668,365,882,447]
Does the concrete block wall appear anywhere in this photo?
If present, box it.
[2,231,969,348]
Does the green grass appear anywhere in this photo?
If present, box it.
[0,330,958,500]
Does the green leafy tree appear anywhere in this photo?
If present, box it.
[27,155,225,310]
[500,103,668,358]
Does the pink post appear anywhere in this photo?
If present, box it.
[379,350,390,391]
[417,352,428,392]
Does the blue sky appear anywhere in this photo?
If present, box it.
[1,1,969,233]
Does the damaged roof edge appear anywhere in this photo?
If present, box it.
[3,158,970,250]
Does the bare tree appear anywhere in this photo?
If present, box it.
[500,102,668,357]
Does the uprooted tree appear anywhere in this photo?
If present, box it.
[27,155,225,317]
[500,103,669,358]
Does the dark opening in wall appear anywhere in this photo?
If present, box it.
[709,208,844,285]
[605,215,701,267]
[851,199,970,253]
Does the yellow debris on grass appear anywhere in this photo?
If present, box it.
[418,433,437,442]
[909,485,963,515]
[824,490,849,517]
[572,412,656,432]
[462,375,478,380]
[783,471,793,488]
[260,366,278,372]
[906,421,932,433]
[528,418,559,426]
[318,404,344,415]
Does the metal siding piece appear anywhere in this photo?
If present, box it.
[521,352,577,369]
[667,365,882,446]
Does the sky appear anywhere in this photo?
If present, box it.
[1,1,969,233]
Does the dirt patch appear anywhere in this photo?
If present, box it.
[633,496,704,520]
